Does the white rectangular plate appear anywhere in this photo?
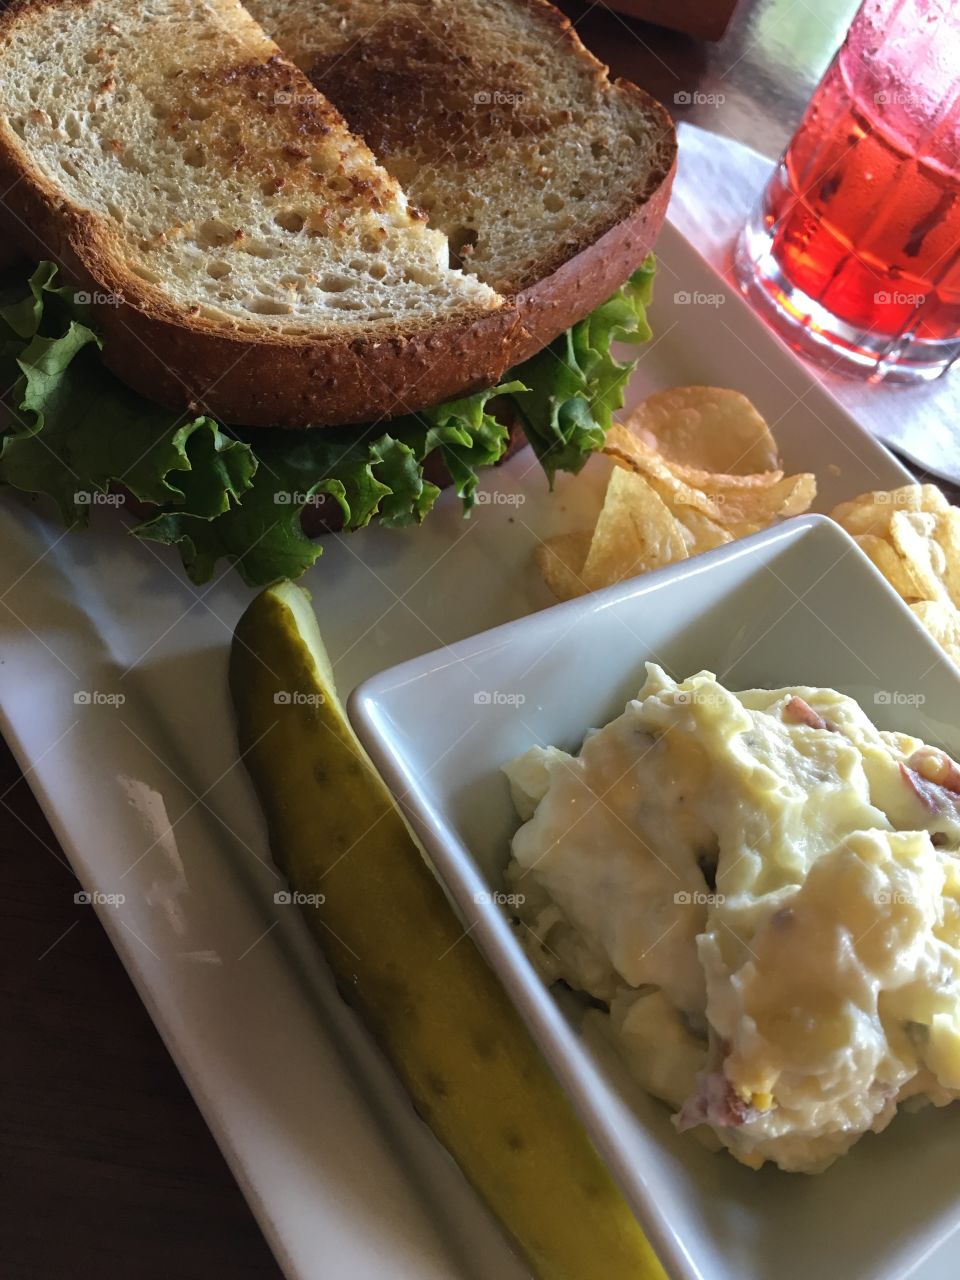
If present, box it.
[1,216,944,1280]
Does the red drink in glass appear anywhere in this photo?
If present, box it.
[736,0,960,382]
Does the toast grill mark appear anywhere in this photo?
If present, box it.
[156,57,393,218]
[305,20,553,169]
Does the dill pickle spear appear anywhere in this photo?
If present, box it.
[230,581,665,1280]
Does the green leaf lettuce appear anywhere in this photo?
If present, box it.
[506,256,655,483]
[0,258,654,585]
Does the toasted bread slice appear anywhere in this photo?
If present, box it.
[0,0,522,426]
[249,0,677,359]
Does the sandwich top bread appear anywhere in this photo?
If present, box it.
[0,0,675,429]
[249,0,677,361]
[0,0,519,426]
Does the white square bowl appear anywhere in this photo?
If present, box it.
[349,514,960,1280]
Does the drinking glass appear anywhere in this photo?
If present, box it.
[735,0,960,383]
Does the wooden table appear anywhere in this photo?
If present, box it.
[0,2,862,1276]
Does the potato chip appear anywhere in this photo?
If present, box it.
[697,471,817,526]
[619,386,779,475]
[605,424,815,528]
[725,521,768,540]
[831,484,947,538]
[890,511,950,603]
[581,467,688,590]
[535,531,591,602]
[604,425,723,520]
[775,473,819,519]
[672,507,733,556]
[827,488,960,670]
[536,382,960,680]
[933,506,960,609]
[911,600,960,665]
[854,533,922,601]
[660,461,785,490]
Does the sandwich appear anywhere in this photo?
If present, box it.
[0,0,676,585]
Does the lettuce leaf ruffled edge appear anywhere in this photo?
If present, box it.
[0,257,654,586]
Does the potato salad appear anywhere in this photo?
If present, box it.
[503,666,960,1173]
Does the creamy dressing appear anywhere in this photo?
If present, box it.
[504,665,960,1172]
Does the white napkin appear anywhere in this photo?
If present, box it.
[669,122,960,484]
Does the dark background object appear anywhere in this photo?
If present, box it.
[0,2,865,1277]
[604,0,740,41]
